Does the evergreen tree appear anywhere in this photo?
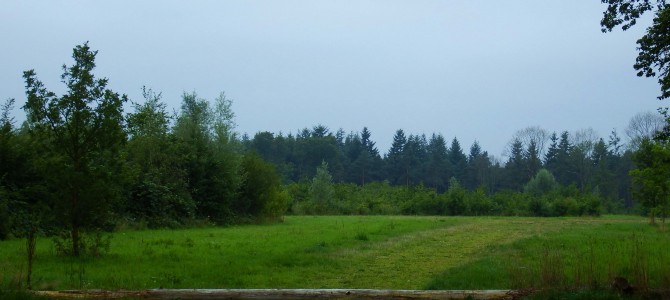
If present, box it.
[504,139,526,191]
[544,132,559,166]
[524,140,542,181]
[554,131,574,186]
[385,129,407,185]
[310,161,335,214]
[402,134,427,186]
[425,133,449,191]
[348,127,382,185]
[447,138,467,185]
[465,141,491,191]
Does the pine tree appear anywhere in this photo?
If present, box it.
[385,129,407,185]
[447,138,467,186]
[425,133,449,191]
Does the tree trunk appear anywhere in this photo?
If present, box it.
[72,224,80,257]
[26,225,37,289]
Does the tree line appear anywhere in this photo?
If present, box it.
[0,43,665,255]
[243,122,657,216]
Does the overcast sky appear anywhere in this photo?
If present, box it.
[1,1,663,157]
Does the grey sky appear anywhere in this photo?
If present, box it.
[1,1,663,157]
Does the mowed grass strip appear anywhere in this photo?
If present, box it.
[318,217,620,289]
[0,216,645,291]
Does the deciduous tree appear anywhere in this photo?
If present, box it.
[22,43,127,256]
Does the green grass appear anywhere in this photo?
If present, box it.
[1,215,667,293]
[426,217,670,292]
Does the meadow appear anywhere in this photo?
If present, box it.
[1,215,668,295]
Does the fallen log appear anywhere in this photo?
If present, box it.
[33,288,532,300]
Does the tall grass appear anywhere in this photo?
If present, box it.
[426,218,670,293]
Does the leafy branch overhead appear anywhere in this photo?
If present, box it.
[602,0,670,100]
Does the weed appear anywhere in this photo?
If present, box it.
[629,233,649,291]
[150,238,174,248]
[354,232,369,241]
[53,231,111,257]
[304,241,328,253]
[64,260,88,289]
[505,253,532,289]
[540,244,565,288]
[207,242,222,249]
[25,226,37,290]
[159,272,182,288]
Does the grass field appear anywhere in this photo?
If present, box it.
[1,215,668,293]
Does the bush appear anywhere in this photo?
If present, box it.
[529,197,551,217]
[524,169,558,197]
[446,178,467,215]
[238,153,288,221]
[468,188,497,216]
[0,187,10,239]
[552,197,580,216]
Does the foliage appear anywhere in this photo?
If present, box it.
[308,161,335,214]
[630,139,670,225]
[125,87,194,228]
[601,1,670,143]
[22,43,127,256]
[524,169,558,197]
[173,91,242,224]
[0,42,658,243]
[238,153,289,222]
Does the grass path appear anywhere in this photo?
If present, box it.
[316,217,624,289]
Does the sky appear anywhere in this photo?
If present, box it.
[0,1,664,157]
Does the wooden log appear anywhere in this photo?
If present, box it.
[33,288,531,300]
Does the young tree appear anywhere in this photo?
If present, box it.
[524,169,558,197]
[310,161,335,214]
[125,87,193,227]
[173,92,241,224]
[22,43,127,256]
[630,139,670,226]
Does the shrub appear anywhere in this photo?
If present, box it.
[524,169,558,197]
